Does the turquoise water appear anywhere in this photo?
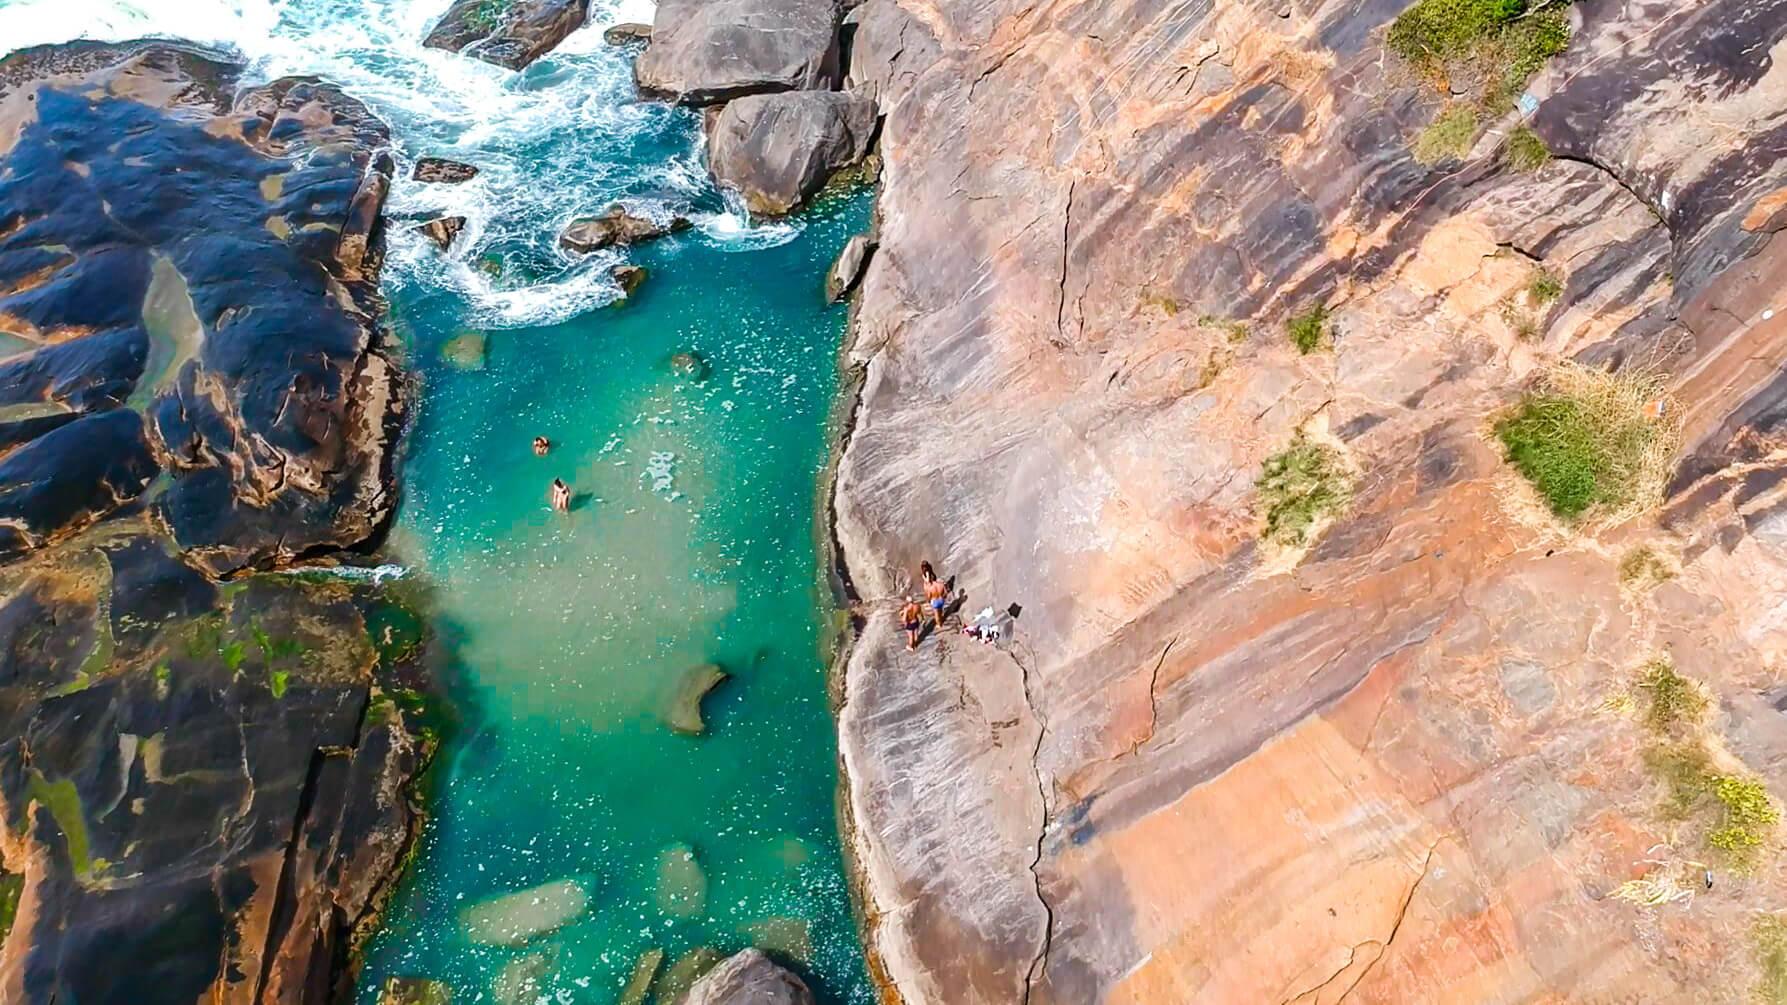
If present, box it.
[0,1,874,1000]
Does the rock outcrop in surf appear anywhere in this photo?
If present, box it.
[0,40,430,1003]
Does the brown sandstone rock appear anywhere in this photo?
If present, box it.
[680,949,813,1005]
[832,0,1787,1002]
[633,0,841,105]
[413,157,478,183]
[416,215,467,250]
[604,22,652,45]
[560,204,691,253]
[423,0,592,70]
[825,233,871,302]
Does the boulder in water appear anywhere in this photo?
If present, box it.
[656,946,724,1001]
[683,949,813,1005]
[610,264,649,300]
[604,22,653,45]
[459,877,589,945]
[668,350,710,382]
[414,157,479,183]
[708,91,877,216]
[380,976,454,1005]
[655,842,708,917]
[442,332,488,370]
[618,947,665,1005]
[416,215,467,251]
[665,662,728,734]
[634,0,841,105]
[826,233,872,302]
[560,204,691,254]
[424,0,593,70]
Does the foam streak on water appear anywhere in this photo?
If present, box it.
[1,1,872,1001]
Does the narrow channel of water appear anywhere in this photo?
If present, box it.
[0,0,874,999]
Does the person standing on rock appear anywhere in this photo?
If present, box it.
[921,561,948,629]
[549,478,570,512]
[901,597,923,651]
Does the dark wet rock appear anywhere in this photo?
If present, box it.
[668,350,710,381]
[380,976,454,1005]
[682,949,814,1005]
[708,91,876,215]
[414,156,479,183]
[604,22,653,45]
[611,264,649,299]
[559,204,691,253]
[424,0,593,71]
[634,0,842,105]
[664,661,727,734]
[825,233,872,302]
[0,41,431,1005]
[0,41,404,576]
[417,215,468,251]
[442,332,488,370]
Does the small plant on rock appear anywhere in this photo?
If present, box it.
[1638,657,1706,736]
[1413,104,1479,164]
[1618,545,1674,590]
[1505,124,1550,171]
[1388,0,1576,105]
[1286,305,1331,354]
[1493,363,1677,523]
[1257,437,1352,546]
[1528,266,1563,303]
[1709,775,1779,868]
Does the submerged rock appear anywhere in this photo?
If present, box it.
[460,877,590,946]
[381,976,454,1005]
[708,91,877,215]
[416,215,467,250]
[655,842,708,917]
[656,946,724,1001]
[442,332,489,370]
[611,264,649,300]
[743,916,814,964]
[825,233,872,302]
[682,949,813,1005]
[618,947,665,1005]
[665,662,728,734]
[604,21,653,44]
[560,204,692,253]
[424,0,593,70]
[414,156,480,182]
[669,350,710,380]
[492,952,552,1005]
[634,0,841,105]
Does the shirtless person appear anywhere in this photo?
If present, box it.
[533,436,551,457]
[920,560,948,629]
[549,478,570,512]
[900,597,923,651]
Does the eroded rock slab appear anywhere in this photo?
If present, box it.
[416,215,467,250]
[633,0,841,105]
[682,949,813,1005]
[560,204,691,253]
[833,0,1787,1002]
[708,90,875,215]
[414,157,478,183]
[423,0,592,70]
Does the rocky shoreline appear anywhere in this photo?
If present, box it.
[827,0,1787,1001]
[0,40,436,1002]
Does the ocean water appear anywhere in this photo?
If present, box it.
[0,1,874,1001]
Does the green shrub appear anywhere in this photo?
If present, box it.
[1618,545,1674,589]
[1644,742,1715,817]
[1494,367,1671,522]
[1388,0,1574,100]
[1257,438,1351,545]
[1528,266,1563,303]
[1413,104,1479,164]
[1709,775,1779,867]
[1505,124,1550,171]
[1638,658,1706,736]
[1286,305,1331,354]
[1198,314,1249,343]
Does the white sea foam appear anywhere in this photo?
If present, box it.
[0,0,781,329]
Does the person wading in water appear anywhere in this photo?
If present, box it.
[549,478,570,512]
[900,597,923,651]
[921,561,948,630]
[533,436,551,456]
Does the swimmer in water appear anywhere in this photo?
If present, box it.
[533,436,551,456]
[921,560,947,629]
[900,597,923,651]
[549,478,570,512]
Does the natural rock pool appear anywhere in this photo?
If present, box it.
[0,0,873,999]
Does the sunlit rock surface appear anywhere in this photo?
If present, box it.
[832,0,1787,1001]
